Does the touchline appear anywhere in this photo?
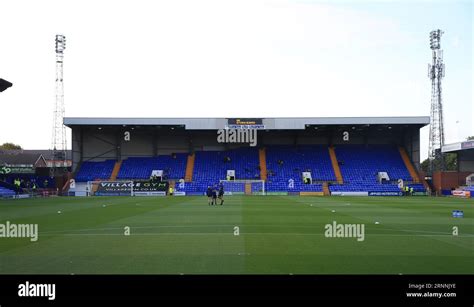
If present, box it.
[0,221,38,242]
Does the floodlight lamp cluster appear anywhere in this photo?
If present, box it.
[55,35,66,54]
[429,30,443,50]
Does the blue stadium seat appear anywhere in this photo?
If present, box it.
[0,186,15,197]
[178,147,260,193]
[265,145,333,192]
[117,154,187,180]
[75,160,116,182]
[73,144,423,195]
[464,186,474,193]
[329,145,418,193]
[2,175,56,188]
[406,183,426,192]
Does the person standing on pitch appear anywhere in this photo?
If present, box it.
[218,183,224,205]
[211,185,218,206]
[206,186,213,205]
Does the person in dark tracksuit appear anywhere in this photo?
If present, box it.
[206,186,213,205]
[211,185,218,206]
[218,184,224,206]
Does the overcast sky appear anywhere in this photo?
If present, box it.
[0,0,472,160]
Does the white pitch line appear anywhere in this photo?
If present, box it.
[39,224,339,234]
[38,232,474,238]
[40,225,473,236]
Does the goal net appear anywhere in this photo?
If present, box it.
[219,180,265,195]
[86,180,134,196]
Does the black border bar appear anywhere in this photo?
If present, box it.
[0,274,472,305]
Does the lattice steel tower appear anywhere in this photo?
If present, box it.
[428,29,445,172]
[51,34,67,175]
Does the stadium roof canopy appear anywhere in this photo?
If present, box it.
[64,116,430,130]
[442,140,474,153]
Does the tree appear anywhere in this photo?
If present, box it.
[467,136,474,140]
[0,142,22,150]
[444,153,457,170]
[420,158,430,173]
[420,152,457,173]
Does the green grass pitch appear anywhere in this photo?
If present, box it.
[0,196,472,274]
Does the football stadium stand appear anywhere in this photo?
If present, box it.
[406,183,426,192]
[75,160,116,182]
[0,186,15,197]
[330,144,414,193]
[181,147,260,193]
[2,175,55,188]
[65,117,431,195]
[117,154,187,180]
[73,144,424,194]
[464,186,474,193]
[72,144,425,194]
[266,145,334,192]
